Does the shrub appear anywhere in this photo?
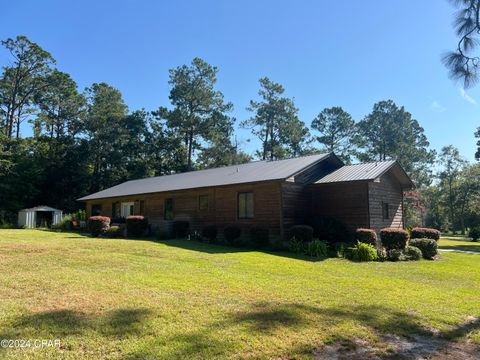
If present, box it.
[404,245,422,261]
[289,236,306,254]
[346,241,378,262]
[289,225,313,243]
[380,228,409,250]
[88,216,110,237]
[250,227,269,247]
[306,239,329,258]
[126,216,148,237]
[310,216,352,245]
[224,226,243,246]
[172,221,189,238]
[106,226,122,238]
[410,238,438,260]
[411,227,441,241]
[355,228,377,246]
[201,225,218,242]
[387,249,405,262]
[470,227,480,242]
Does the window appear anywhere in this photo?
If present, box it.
[139,200,145,215]
[121,202,134,217]
[382,202,390,220]
[238,192,254,219]
[198,195,209,211]
[91,204,102,216]
[164,198,174,220]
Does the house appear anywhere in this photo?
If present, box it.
[78,153,414,240]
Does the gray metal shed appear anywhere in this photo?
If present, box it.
[18,206,63,229]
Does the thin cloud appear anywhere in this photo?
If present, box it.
[459,88,477,105]
[429,100,446,113]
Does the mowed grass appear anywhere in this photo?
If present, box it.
[0,230,479,359]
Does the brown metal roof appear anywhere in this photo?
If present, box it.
[315,160,414,188]
[78,153,332,201]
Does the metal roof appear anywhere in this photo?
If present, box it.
[315,160,396,183]
[78,153,331,201]
[315,160,413,188]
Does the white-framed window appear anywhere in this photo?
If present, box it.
[121,202,135,217]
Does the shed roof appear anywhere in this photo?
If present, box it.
[78,153,332,201]
[19,206,62,212]
[315,160,414,188]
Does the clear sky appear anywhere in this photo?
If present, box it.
[1,0,479,161]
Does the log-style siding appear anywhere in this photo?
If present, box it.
[310,181,370,231]
[368,173,403,230]
[84,167,407,241]
[85,181,283,240]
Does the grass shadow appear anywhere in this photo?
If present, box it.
[156,238,329,262]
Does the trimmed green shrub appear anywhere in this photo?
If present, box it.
[201,225,218,242]
[250,227,269,247]
[355,228,377,246]
[410,238,438,260]
[172,221,189,238]
[404,245,422,261]
[411,227,441,241]
[306,239,328,258]
[310,216,352,245]
[346,241,378,262]
[470,227,480,242]
[387,249,405,262]
[106,226,122,238]
[88,216,110,237]
[224,226,242,246]
[289,225,313,243]
[380,228,409,250]
[289,236,306,254]
[126,216,148,237]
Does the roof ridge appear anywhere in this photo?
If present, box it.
[125,153,329,183]
[345,159,397,167]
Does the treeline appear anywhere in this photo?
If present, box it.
[0,35,475,228]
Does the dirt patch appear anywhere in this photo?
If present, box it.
[314,334,480,359]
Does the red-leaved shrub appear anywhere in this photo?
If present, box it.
[410,227,440,241]
[380,228,409,250]
[88,216,110,237]
[355,228,377,246]
[126,216,148,237]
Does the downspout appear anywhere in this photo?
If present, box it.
[366,181,371,228]
[279,181,284,241]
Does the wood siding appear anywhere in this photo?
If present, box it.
[85,181,283,240]
[310,182,370,231]
[368,173,403,231]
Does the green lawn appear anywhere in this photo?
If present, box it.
[0,230,479,359]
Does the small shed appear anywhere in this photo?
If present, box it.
[18,206,63,229]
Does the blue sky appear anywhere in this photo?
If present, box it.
[1,0,479,161]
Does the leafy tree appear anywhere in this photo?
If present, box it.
[242,77,310,160]
[437,145,467,231]
[33,70,85,140]
[311,106,355,162]
[443,0,480,160]
[353,100,436,187]
[83,82,129,192]
[0,35,55,138]
[158,58,234,170]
